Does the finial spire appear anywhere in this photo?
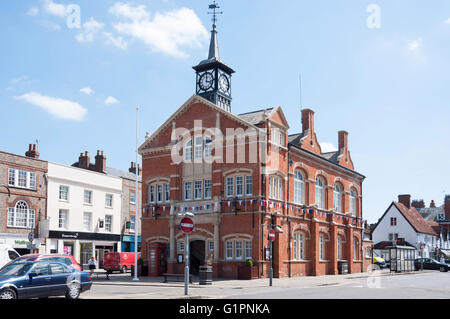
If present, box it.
[207,1,222,61]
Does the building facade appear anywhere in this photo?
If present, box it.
[0,145,47,255]
[46,159,122,268]
[139,15,367,279]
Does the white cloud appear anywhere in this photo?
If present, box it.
[407,38,422,51]
[444,18,450,24]
[76,17,104,42]
[27,6,39,16]
[104,96,119,105]
[104,32,128,50]
[80,87,94,95]
[320,142,338,153]
[11,75,30,84]
[16,92,87,121]
[109,3,208,58]
[42,0,68,17]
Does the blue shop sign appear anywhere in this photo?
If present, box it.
[122,235,141,243]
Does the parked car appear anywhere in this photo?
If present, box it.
[0,260,92,299]
[11,254,82,271]
[414,258,450,272]
[103,252,141,274]
[373,251,387,269]
[0,244,20,269]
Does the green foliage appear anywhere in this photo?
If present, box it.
[245,259,254,267]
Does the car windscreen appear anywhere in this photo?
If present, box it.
[0,262,33,276]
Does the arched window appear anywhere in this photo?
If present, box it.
[350,188,357,217]
[315,177,325,209]
[333,184,343,213]
[353,237,359,261]
[184,138,193,162]
[294,170,305,205]
[293,231,306,260]
[7,200,34,229]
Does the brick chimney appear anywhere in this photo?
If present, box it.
[412,199,425,209]
[338,131,348,151]
[129,162,136,174]
[94,150,106,174]
[445,195,450,220]
[25,144,39,159]
[301,109,315,136]
[398,194,411,209]
[78,151,90,169]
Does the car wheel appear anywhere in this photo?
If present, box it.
[0,288,17,300]
[440,266,445,272]
[66,282,81,300]
[121,266,127,273]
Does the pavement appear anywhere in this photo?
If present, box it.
[87,268,438,299]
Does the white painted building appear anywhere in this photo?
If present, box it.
[372,195,440,260]
[45,162,122,269]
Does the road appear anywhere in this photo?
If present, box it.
[81,270,450,299]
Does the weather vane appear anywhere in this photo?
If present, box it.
[208,0,223,29]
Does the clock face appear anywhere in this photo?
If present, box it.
[199,72,214,91]
[219,74,230,94]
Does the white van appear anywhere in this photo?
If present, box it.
[0,243,21,269]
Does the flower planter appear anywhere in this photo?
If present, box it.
[238,266,259,280]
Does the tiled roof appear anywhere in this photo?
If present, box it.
[393,202,439,236]
[237,108,273,125]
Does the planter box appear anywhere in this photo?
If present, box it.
[238,266,259,280]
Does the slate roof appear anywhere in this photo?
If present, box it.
[393,202,439,236]
[237,108,274,125]
[105,167,142,182]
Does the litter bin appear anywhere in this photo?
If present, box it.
[198,266,213,285]
[338,261,348,274]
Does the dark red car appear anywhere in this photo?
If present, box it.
[12,254,82,271]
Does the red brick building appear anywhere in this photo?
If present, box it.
[139,17,367,278]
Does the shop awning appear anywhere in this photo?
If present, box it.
[440,249,450,257]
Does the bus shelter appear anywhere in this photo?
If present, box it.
[389,245,416,273]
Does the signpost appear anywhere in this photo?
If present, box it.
[268,229,276,287]
[180,216,194,295]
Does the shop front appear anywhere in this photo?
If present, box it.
[0,233,43,255]
[47,231,121,270]
[121,235,141,253]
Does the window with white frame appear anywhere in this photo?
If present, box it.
[105,194,113,208]
[184,182,192,200]
[105,215,112,232]
[245,176,253,196]
[178,241,185,252]
[157,185,163,203]
[333,184,343,213]
[337,236,343,261]
[204,136,213,159]
[235,241,243,260]
[293,231,306,260]
[315,177,325,209]
[130,192,136,204]
[83,212,92,231]
[164,184,170,202]
[350,189,357,216]
[204,180,212,199]
[194,180,202,200]
[244,241,252,260]
[194,136,203,160]
[59,185,69,201]
[225,241,233,260]
[8,168,37,190]
[236,176,243,197]
[366,247,372,258]
[319,233,326,261]
[148,185,155,203]
[269,176,284,200]
[184,139,193,162]
[294,170,305,204]
[84,190,93,205]
[58,209,68,229]
[7,201,35,229]
[226,177,233,198]
[271,127,285,147]
[130,214,136,233]
[209,241,214,252]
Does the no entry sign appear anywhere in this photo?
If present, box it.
[268,229,276,242]
[180,217,194,234]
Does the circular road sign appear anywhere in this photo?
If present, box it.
[180,217,194,235]
[268,229,276,242]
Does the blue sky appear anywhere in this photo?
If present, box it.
[1,0,450,223]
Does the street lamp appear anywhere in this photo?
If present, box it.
[0,185,11,197]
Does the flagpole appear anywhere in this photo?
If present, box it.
[133,106,140,281]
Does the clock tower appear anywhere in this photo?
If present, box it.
[193,1,235,112]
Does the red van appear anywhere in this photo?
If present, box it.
[103,252,141,274]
